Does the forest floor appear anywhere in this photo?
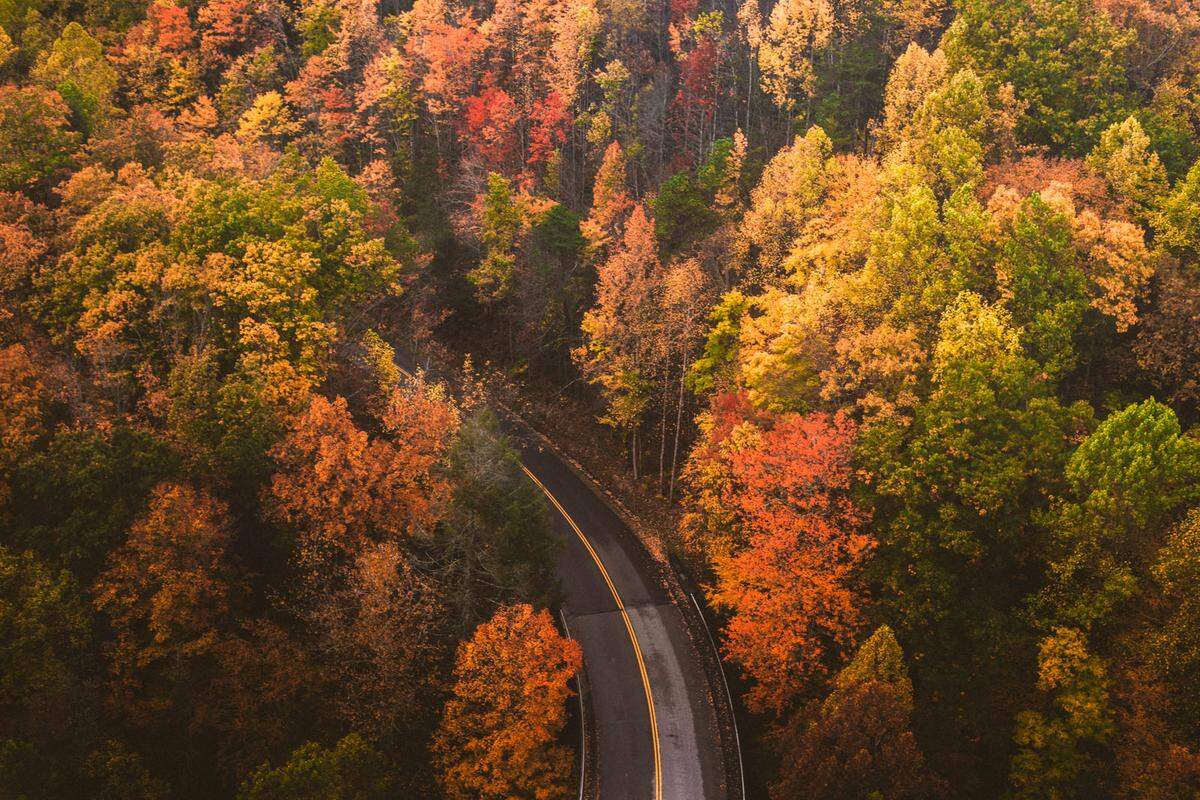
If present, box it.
[484,367,685,565]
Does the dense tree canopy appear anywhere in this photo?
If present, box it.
[2,0,1200,796]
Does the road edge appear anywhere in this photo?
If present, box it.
[494,398,745,800]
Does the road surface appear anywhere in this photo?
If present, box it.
[505,421,728,800]
[393,355,729,799]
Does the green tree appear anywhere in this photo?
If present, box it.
[1087,116,1168,223]
[862,293,1088,790]
[0,547,93,750]
[1040,399,1200,631]
[1146,508,1200,737]
[4,426,179,579]
[995,193,1087,379]
[468,172,523,303]
[437,410,559,633]
[238,734,395,800]
[32,22,117,135]
[943,0,1133,154]
[1011,628,1114,799]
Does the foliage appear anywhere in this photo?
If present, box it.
[434,604,582,800]
[238,735,395,800]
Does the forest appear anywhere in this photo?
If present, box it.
[2,0,1200,797]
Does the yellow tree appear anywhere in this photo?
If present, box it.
[758,0,834,113]
[580,140,633,260]
[575,203,660,474]
[434,604,582,800]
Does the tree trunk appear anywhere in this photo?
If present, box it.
[669,350,689,501]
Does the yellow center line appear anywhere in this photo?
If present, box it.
[521,464,663,800]
[394,364,661,797]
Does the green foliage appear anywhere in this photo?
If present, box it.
[1148,509,1200,734]
[687,291,749,394]
[944,0,1133,154]
[468,173,522,303]
[1154,158,1200,256]
[4,426,178,578]
[437,410,559,632]
[1011,628,1113,799]
[238,735,395,800]
[1041,399,1200,630]
[0,547,93,752]
[996,194,1086,378]
[653,171,715,252]
[1087,116,1168,223]
[826,625,913,714]
[298,0,342,57]
[863,293,1090,784]
[33,22,116,135]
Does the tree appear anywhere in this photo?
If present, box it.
[1134,262,1200,411]
[862,293,1088,789]
[708,411,872,712]
[468,172,524,303]
[580,140,632,260]
[0,546,94,751]
[266,385,458,565]
[238,734,395,800]
[1010,628,1114,799]
[1158,144,1200,245]
[0,344,47,501]
[0,85,78,192]
[877,43,948,154]
[437,410,558,632]
[32,22,117,134]
[575,204,661,461]
[772,626,943,800]
[943,0,1133,154]
[738,125,833,279]
[1145,508,1200,737]
[1087,116,1168,222]
[307,542,448,750]
[92,482,238,720]
[434,604,582,800]
[83,740,169,800]
[236,91,300,145]
[758,0,834,112]
[4,426,179,579]
[1040,399,1200,631]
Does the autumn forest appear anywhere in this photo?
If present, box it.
[2,0,1200,797]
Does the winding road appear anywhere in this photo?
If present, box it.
[396,355,730,799]
[504,421,729,800]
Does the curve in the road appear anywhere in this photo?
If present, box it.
[512,428,727,800]
[522,465,663,800]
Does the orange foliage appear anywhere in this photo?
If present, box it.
[707,410,872,712]
[266,384,458,562]
[0,344,47,475]
[435,603,582,800]
[93,482,238,713]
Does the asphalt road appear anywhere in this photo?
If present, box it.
[504,421,728,800]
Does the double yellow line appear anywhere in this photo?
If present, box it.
[521,464,663,800]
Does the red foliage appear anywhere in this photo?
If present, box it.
[527,90,571,170]
[462,85,521,171]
